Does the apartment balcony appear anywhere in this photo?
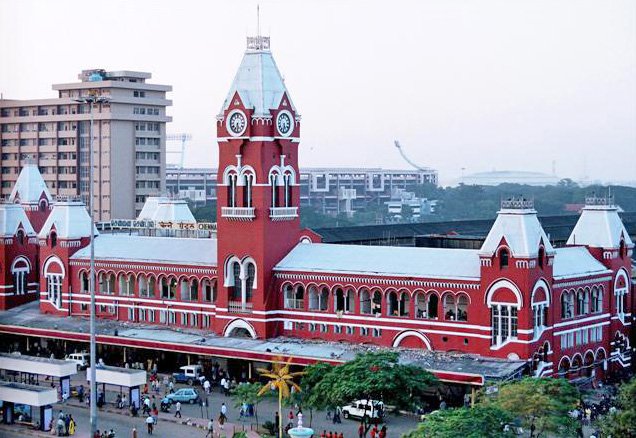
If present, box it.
[228,301,253,314]
[269,206,298,221]
[221,206,255,221]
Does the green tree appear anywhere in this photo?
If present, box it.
[230,382,264,428]
[403,406,514,438]
[599,377,636,437]
[304,352,436,436]
[485,378,579,438]
[296,361,332,427]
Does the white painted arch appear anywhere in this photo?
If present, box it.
[485,279,523,308]
[223,318,257,339]
[392,330,432,351]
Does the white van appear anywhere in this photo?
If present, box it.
[341,399,385,422]
[66,352,90,370]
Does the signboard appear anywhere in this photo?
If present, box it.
[110,219,215,231]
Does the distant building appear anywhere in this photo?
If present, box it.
[385,189,434,221]
[166,166,438,215]
[0,69,172,220]
[462,170,560,186]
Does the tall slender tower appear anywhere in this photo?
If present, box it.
[215,35,303,338]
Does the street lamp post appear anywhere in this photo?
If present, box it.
[74,89,109,436]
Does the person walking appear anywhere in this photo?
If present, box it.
[67,415,75,436]
[145,414,154,435]
[205,418,214,438]
[204,379,211,395]
[131,426,138,438]
[220,377,227,395]
[358,423,365,438]
[174,401,182,418]
[220,402,228,420]
[379,425,387,438]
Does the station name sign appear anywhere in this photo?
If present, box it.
[110,219,216,231]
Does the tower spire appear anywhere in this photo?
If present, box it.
[257,4,260,38]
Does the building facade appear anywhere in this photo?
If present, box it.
[166,166,438,216]
[0,38,633,381]
[0,69,172,220]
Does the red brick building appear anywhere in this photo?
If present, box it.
[0,36,633,381]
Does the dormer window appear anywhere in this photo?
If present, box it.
[50,232,57,248]
[499,249,509,269]
[619,239,626,259]
[16,229,25,245]
[538,247,545,269]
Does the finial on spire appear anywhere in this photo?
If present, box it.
[246,4,270,51]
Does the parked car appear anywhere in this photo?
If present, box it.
[65,352,90,370]
[172,365,204,385]
[341,399,385,422]
[165,388,199,404]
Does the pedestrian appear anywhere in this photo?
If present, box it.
[175,401,182,418]
[358,423,365,438]
[64,414,71,436]
[370,425,379,438]
[168,380,174,393]
[205,418,214,437]
[68,415,75,436]
[380,425,387,438]
[223,378,230,396]
[56,416,65,436]
[145,414,154,434]
[288,410,294,422]
[131,426,137,438]
[338,433,344,438]
[204,379,211,395]
[122,394,128,409]
[77,385,84,403]
[327,432,333,438]
[321,430,326,438]
[274,411,280,432]
[221,402,228,420]
[220,377,227,394]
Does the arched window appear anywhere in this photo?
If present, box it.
[138,274,148,297]
[202,279,212,302]
[119,274,134,296]
[100,273,115,295]
[11,258,29,295]
[614,271,629,321]
[227,173,238,207]
[532,286,549,338]
[284,284,294,309]
[44,257,64,308]
[284,284,304,309]
[189,278,199,301]
[427,294,439,319]
[387,290,398,316]
[283,172,293,207]
[245,262,255,302]
[443,295,456,320]
[80,271,89,293]
[230,262,242,301]
[561,291,574,319]
[576,289,587,315]
[269,172,279,208]
[359,288,371,314]
[399,292,410,317]
[499,248,509,269]
[16,229,25,245]
[319,287,329,311]
[457,295,469,321]
[242,172,254,208]
[415,292,426,319]
[50,232,57,248]
[538,246,545,269]
[334,288,345,313]
[372,290,382,315]
[147,275,156,297]
[490,302,519,346]
[308,286,319,310]
[619,239,626,259]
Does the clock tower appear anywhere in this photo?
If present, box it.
[215,35,313,338]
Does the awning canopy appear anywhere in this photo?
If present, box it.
[0,352,77,377]
[0,381,58,406]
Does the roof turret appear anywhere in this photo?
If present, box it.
[9,163,52,205]
[219,36,295,117]
[0,203,36,237]
[479,198,554,258]
[566,196,634,249]
[38,200,98,239]
[137,197,196,223]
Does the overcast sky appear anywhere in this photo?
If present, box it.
[1,0,634,185]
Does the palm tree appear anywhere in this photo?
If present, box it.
[257,357,305,438]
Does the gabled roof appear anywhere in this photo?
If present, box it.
[0,203,36,237]
[70,234,216,266]
[552,247,612,280]
[9,163,52,204]
[274,243,481,281]
[479,208,554,258]
[137,197,196,223]
[220,41,295,117]
[567,205,634,249]
[38,201,98,239]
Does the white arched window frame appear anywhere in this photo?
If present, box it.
[531,281,551,339]
[486,280,522,347]
[269,171,280,207]
[614,270,629,322]
[359,288,371,314]
[44,257,64,308]
[223,168,239,208]
[239,168,256,208]
[11,257,30,295]
[283,171,293,207]
[225,256,257,310]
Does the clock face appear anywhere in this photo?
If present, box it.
[276,111,293,137]
[227,110,247,136]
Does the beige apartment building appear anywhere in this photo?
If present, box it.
[0,69,172,220]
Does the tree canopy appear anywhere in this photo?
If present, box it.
[303,351,436,412]
[403,406,515,438]
[484,377,579,438]
[600,377,636,438]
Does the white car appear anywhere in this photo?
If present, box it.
[66,352,90,370]
[341,399,385,422]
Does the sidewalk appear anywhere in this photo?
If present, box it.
[64,399,261,438]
